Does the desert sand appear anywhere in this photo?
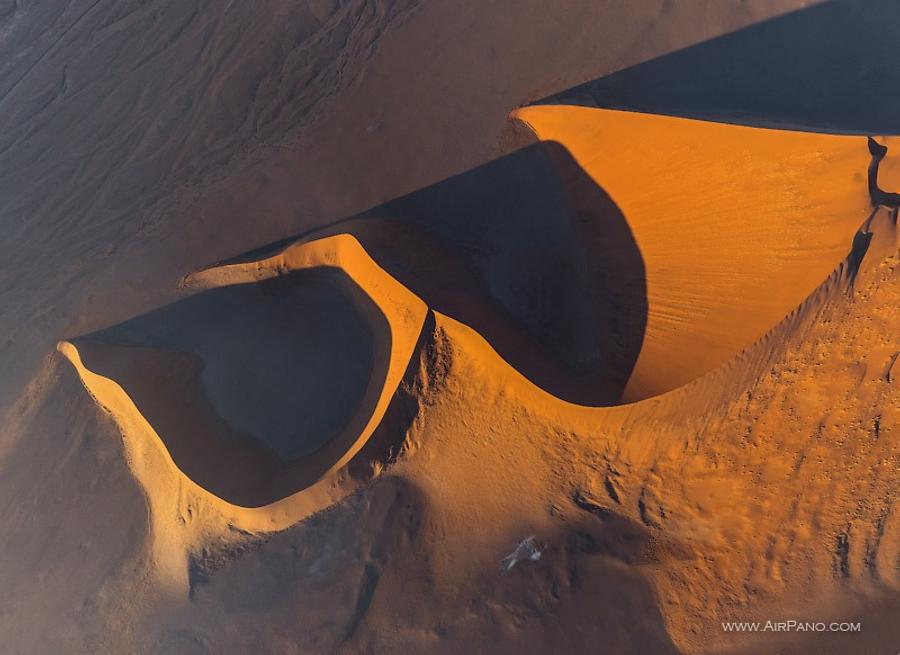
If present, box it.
[1,1,898,654]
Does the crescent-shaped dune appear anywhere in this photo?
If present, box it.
[59,234,427,531]
[512,106,893,401]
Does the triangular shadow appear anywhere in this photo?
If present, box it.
[536,0,900,134]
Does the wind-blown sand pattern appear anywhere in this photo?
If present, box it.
[2,2,899,654]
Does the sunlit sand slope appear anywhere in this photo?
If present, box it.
[513,106,894,400]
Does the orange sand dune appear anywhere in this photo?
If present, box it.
[59,108,896,532]
[55,110,899,651]
[59,201,888,532]
[8,2,900,653]
[59,234,427,534]
[513,106,895,400]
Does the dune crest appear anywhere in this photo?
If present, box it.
[58,234,427,586]
[512,105,892,400]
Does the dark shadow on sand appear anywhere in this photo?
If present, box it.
[228,141,649,407]
[74,268,394,507]
[536,0,900,134]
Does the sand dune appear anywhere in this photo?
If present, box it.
[512,106,891,400]
[208,110,889,408]
[293,142,647,407]
[5,2,900,653]
[59,111,896,538]
[60,234,427,532]
[53,107,899,651]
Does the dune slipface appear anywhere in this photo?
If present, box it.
[297,141,648,408]
[513,106,893,401]
[59,234,427,535]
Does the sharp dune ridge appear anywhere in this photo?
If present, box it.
[61,235,427,532]
[529,0,900,136]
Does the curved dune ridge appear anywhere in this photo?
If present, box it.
[69,267,385,510]
[59,234,427,531]
[59,109,896,534]
[87,268,379,457]
[218,141,649,408]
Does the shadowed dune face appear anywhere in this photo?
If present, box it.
[233,119,885,406]
[61,233,428,520]
[83,269,377,460]
[74,268,388,506]
[253,141,649,406]
[535,0,900,134]
[365,142,648,406]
